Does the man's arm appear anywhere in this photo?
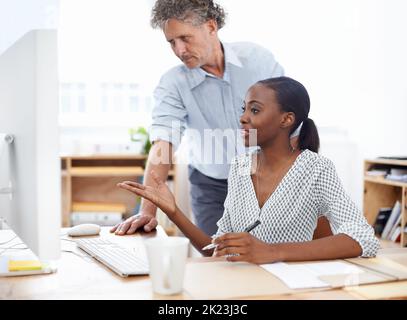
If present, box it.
[140,140,173,215]
[110,140,174,235]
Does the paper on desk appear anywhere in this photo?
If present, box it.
[260,261,364,290]
[260,263,328,289]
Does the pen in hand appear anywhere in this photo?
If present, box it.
[201,220,261,251]
[244,220,261,233]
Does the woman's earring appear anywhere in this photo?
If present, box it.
[289,140,295,153]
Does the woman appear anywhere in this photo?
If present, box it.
[118,76,379,264]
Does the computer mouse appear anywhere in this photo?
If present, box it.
[67,224,101,237]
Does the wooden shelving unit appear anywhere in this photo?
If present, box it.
[61,154,177,235]
[69,166,145,177]
[363,159,407,247]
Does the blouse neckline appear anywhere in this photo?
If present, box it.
[248,149,308,211]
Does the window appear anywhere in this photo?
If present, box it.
[58,0,177,131]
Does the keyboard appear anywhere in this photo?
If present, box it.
[75,238,149,277]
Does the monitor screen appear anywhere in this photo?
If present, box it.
[0,30,60,261]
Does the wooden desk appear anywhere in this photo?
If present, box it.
[1,228,406,300]
[0,227,176,300]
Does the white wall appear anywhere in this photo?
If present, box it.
[58,0,407,208]
[0,0,59,55]
[219,0,407,207]
[4,0,405,210]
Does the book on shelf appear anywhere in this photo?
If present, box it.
[381,201,401,240]
[387,213,402,242]
[71,211,123,227]
[373,207,393,237]
[366,170,388,178]
[390,226,401,242]
[390,168,407,175]
[385,168,407,183]
[386,174,407,183]
[378,156,407,160]
[70,202,126,227]
[389,226,407,243]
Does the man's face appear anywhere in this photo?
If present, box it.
[163,18,215,69]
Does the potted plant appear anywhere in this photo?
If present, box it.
[129,126,151,155]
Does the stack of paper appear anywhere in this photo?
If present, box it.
[71,202,125,226]
[260,261,364,289]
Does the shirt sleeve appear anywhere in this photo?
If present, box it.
[149,72,187,150]
[213,158,238,238]
[256,43,285,78]
[214,194,233,238]
[267,53,285,78]
[315,159,380,258]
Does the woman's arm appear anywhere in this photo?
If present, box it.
[213,233,362,264]
[275,234,362,262]
[170,207,214,257]
[215,158,379,264]
[315,159,380,258]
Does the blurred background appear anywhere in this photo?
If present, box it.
[1,0,406,231]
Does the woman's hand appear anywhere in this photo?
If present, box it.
[213,232,281,264]
[117,171,178,219]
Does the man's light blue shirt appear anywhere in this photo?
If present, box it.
[150,42,284,179]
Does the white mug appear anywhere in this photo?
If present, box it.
[144,236,190,295]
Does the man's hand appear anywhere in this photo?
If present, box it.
[213,232,281,264]
[110,213,158,235]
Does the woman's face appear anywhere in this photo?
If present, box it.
[240,84,288,147]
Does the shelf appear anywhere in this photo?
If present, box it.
[365,158,407,167]
[364,176,407,188]
[60,154,177,228]
[72,201,127,213]
[70,167,145,177]
[69,167,175,178]
[364,159,407,248]
[379,239,404,249]
[61,154,147,160]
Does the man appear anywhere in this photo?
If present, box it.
[111,0,284,236]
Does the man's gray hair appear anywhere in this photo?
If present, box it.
[151,0,226,30]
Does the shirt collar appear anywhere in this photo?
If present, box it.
[187,42,243,89]
[223,42,243,68]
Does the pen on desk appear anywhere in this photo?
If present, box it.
[201,220,261,251]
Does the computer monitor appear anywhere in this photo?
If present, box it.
[0,29,60,262]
